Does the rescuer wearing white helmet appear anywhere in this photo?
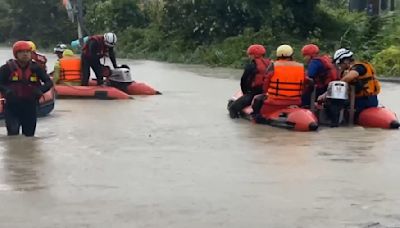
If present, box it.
[334,48,380,114]
[54,43,68,60]
[81,32,120,86]
[318,48,381,120]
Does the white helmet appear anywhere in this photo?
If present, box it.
[333,48,353,64]
[54,43,67,53]
[104,32,117,47]
[276,44,294,57]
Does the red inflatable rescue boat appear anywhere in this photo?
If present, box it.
[102,65,161,95]
[87,80,160,96]
[54,65,160,99]
[55,85,130,100]
[358,107,400,129]
[228,91,319,132]
[228,80,399,131]
[313,81,399,129]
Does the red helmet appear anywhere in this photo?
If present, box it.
[247,44,266,57]
[13,41,32,57]
[301,44,320,57]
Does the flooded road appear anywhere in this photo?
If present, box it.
[0,47,400,228]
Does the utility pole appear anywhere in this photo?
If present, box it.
[76,0,84,48]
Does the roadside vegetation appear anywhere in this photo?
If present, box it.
[0,0,399,76]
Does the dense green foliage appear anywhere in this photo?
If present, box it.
[0,0,400,76]
[0,0,76,47]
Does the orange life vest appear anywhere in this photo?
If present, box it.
[351,61,381,97]
[312,55,339,88]
[252,58,271,88]
[267,60,305,99]
[59,57,81,82]
[6,59,41,99]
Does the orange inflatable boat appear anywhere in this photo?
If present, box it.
[87,80,161,95]
[54,65,160,99]
[358,107,399,129]
[114,81,161,95]
[228,80,399,131]
[228,91,319,131]
[0,87,56,118]
[316,104,399,129]
[55,84,130,99]
[313,81,399,129]
[102,65,161,95]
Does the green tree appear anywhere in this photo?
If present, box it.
[0,0,11,42]
[85,0,147,34]
[273,0,321,38]
[162,0,274,45]
[5,0,75,47]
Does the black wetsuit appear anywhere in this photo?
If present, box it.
[0,61,53,136]
[228,61,264,118]
[81,38,117,86]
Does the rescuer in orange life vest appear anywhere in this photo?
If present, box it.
[0,41,53,136]
[251,44,305,121]
[300,44,339,107]
[228,44,271,118]
[81,32,120,86]
[318,48,381,117]
[53,49,81,86]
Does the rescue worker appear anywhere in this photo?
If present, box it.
[53,49,81,85]
[28,41,48,72]
[264,45,305,104]
[301,44,338,107]
[81,32,120,86]
[51,43,68,77]
[54,43,68,60]
[0,41,53,136]
[318,48,380,117]
[328,48,380,114]
[228,44,271,118]
[252,45,305,122]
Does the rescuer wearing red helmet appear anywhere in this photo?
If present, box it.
[0,41,53,136]
[301,44,338,107]
[228,44,271,118]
